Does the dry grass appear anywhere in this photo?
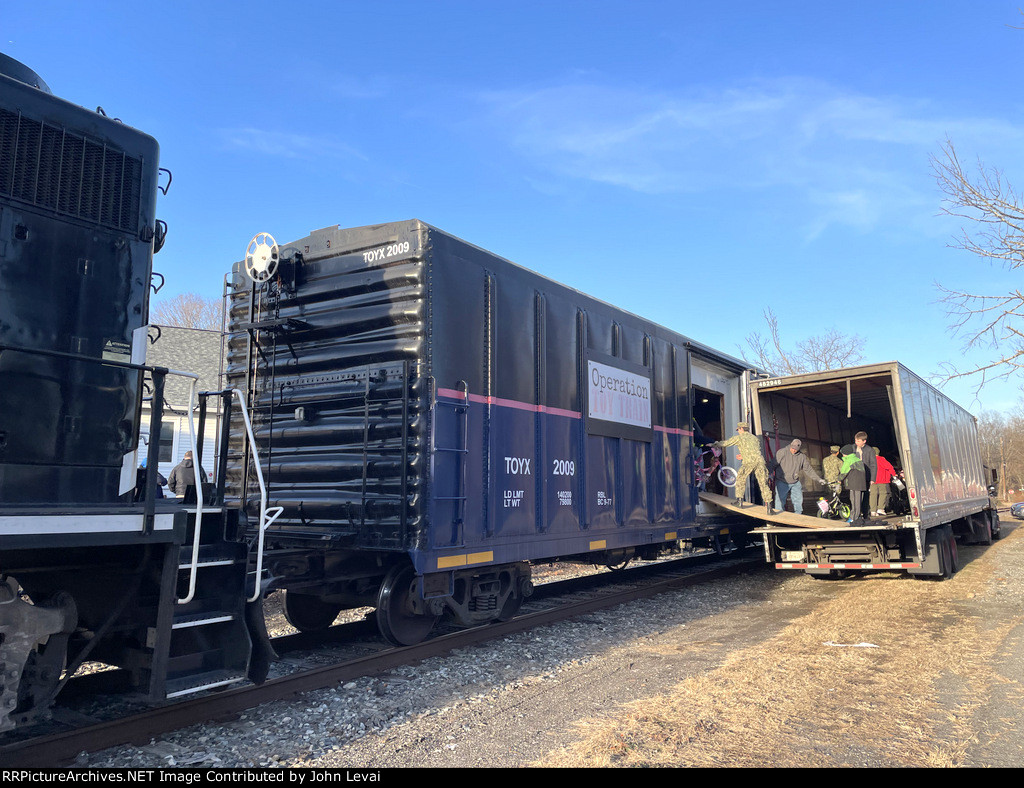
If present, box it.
[536,531,1020,768]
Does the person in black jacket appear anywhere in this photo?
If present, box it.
[168,451,206,503]
[841,432,877,522]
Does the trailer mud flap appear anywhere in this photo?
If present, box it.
[907,525,951,578]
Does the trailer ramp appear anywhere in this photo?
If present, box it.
[699,491,840,530]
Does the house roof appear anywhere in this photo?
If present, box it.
[145,325,223,409]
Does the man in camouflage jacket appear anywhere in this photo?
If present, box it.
[712,422,772,510]
[822,444,843,494]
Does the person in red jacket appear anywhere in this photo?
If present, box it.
[871,450,897,516]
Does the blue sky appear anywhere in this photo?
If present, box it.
[6,1,1024,413]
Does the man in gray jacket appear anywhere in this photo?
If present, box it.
[773,439,825,515]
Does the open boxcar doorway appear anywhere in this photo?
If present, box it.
[693,387,730,496]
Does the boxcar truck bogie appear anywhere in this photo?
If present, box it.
[748,362,998,579]
[225,220,757,646]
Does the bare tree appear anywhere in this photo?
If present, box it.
[741,307,866,376]
[150,292,223,331]
[976,406,1024,498]
[932,138,1024,391]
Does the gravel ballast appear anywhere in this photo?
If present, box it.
[76,523,1024,768]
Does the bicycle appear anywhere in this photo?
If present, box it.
[816,484,852,520]
[694,446,738,491]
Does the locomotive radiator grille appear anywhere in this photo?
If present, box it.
[0,108,142,232]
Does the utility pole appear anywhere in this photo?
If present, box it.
[1000,435,1008,501]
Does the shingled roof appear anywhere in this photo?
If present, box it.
[145,325,223,409]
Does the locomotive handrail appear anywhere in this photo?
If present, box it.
[176,375,204,605]
[175,387,281,604]
[227,388,283,602]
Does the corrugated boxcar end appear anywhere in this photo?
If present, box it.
[224,220,429,553]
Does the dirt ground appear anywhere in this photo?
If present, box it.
[301,522,1024,768]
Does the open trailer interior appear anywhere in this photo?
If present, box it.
[751,364,901,509]
[742,362,997,578]
[750,361,989,518]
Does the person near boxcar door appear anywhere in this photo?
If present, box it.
[711,422,772,511]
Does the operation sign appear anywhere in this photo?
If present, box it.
[585,352,653,442]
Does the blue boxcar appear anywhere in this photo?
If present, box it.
[226,220,753,643]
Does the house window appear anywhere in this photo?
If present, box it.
[158,422,175,463]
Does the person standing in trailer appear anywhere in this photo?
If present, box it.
[711,422,773,512]
[871,450,897,516]
[840,432,877,523]
[772,439,827,515]
[822,444,843,495]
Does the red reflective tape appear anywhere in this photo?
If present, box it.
[776,563,923,570]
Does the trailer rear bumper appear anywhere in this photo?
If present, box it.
[775,562,922,570]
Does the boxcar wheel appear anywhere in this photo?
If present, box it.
[283,591,341,632]
[496,592,523,622]
[376,564,438,646]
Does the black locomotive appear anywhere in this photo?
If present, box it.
[0,54,268,733]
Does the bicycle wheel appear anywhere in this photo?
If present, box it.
[839,503,851,520]
[718,466,737,487]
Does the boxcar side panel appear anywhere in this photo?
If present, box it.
[420,226,746,570]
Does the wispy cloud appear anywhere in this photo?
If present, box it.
[218,128,368,161]
[478,77,1024,238]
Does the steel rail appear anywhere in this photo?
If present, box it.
[0,552,761,767]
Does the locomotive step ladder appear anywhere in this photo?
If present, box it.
[148,506,254,701]
[143,388,277,701]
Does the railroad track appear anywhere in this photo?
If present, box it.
[0,548,763,767]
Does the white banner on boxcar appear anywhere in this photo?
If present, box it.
[587,359,652,430]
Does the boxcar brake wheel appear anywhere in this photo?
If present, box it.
[376,564,438,646]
